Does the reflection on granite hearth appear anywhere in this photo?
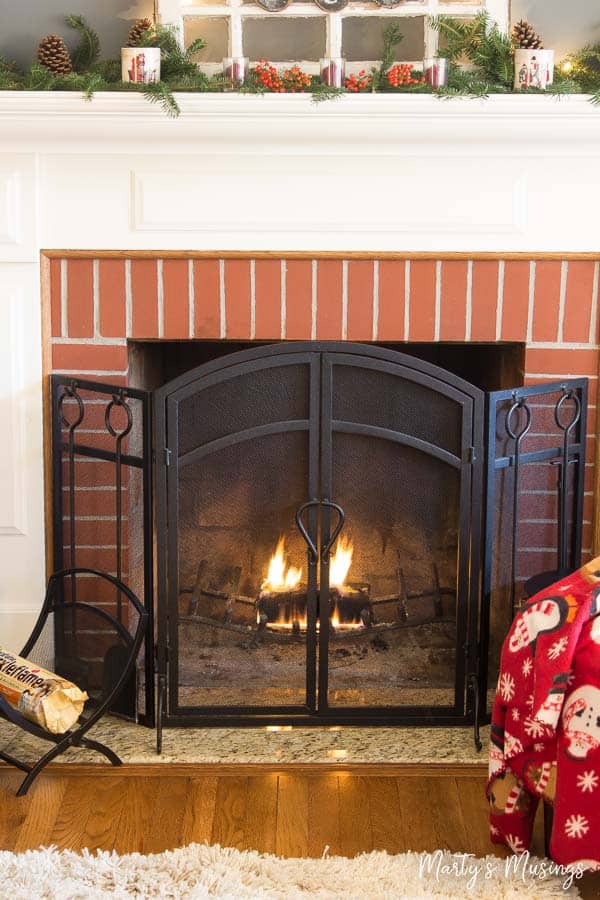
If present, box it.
[0,716,489,766]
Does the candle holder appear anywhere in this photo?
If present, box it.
[121,47,161,84]
[514,50,555,91]
[223,57,249,87]
[320,58,346,88]
[423,57,448,89]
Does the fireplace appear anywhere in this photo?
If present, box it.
[50,314,588,739]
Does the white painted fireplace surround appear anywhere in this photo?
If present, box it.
[0,92,599,649]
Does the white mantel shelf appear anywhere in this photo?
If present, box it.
[2,92,600,150]
[1,90,599,254]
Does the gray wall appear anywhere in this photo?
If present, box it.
[0,1,598,69]
[0,1,154,68]
[512,1,600,60]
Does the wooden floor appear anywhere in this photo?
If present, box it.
[0,768,597,897]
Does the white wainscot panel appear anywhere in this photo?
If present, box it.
[0,282,28,535]
[131,158,527,238]
[41,153,530,252]
[0,265,45,627]
[0,156,36,262]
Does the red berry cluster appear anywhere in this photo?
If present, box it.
[386,64,425,88]
[250,58,284,92]
[281,65,312,93]
[344,69,372,93]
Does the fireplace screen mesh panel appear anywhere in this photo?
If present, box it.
[168,356,318,714]
[157,343,483,725]
[327,432,459,708]
[177,430,314,709]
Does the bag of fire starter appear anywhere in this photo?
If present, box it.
[0,648,88,734]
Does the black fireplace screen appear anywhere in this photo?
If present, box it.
[155,344,484,727]
[51,342,588,734]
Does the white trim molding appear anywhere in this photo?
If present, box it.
[0,93,598,253]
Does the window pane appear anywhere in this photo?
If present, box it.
[184,17,229,62]
[243,16,326,62]
[342,16,425,62]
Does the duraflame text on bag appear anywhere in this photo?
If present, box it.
[0,649,88,734]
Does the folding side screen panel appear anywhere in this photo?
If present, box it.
[51,376,154,725]
[482,379,588,716]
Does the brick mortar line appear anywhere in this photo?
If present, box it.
[526,260,535,343]
[52,369,128,376]
[403,260,410,341]
[526,343,599,350]
[590,262,600,345]
[125,259,132,338]
[280,260,286,340]
[188,259,194,340]
[60,259,68,338]
[157,259,164,339]
[51,338,128,346]
[93,259,100,339]
[250,259,256,341]
[372,260,379,342]
[341,260,348,341]
[219,259,226,339]
[311,260,317,341]
[495,260,504,342]
[525,373,598,379]
[556,260,568,344]
[434,260,441,343]
[464,260,473,342]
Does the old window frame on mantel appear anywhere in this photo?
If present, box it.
[158,0,510,75]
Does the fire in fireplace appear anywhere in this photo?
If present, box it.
[50,341,588,744]
[258,536,368,633]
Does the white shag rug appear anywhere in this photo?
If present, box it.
[0,844,583,899]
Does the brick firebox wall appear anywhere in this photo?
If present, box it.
[45,253,599,591]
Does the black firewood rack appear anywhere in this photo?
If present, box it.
[0,568,147,796]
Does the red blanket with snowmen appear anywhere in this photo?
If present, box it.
[487,557,600,871]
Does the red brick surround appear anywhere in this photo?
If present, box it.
[44,253,600,585]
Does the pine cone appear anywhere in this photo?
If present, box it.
[127,17,153,47]
[37,34,73,75]
[513,20,544,50]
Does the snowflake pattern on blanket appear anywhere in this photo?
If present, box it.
[487,557,600,871]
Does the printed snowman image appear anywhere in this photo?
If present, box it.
[562,685,600,759]
[508,595,576,654]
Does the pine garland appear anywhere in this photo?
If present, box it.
[1,13,600,115]
[429,12,514,89]
[560,43,600,93]
[65,14,100,72]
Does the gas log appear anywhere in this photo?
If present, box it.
[257,583,372,632]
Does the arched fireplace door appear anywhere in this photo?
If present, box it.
[155,342,486,730]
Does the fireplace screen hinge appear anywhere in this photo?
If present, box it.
[468,446,476,464]
[164,447,172,466]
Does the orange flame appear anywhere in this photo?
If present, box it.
[262,538,302,592]
[330,536,353,589]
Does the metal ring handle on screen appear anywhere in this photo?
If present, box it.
[506,395,533,442]
[105,391,133,440]
[555,389,581,436]
[296,500,319,561]
[320,500,346,561]
[59,382,84,430]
